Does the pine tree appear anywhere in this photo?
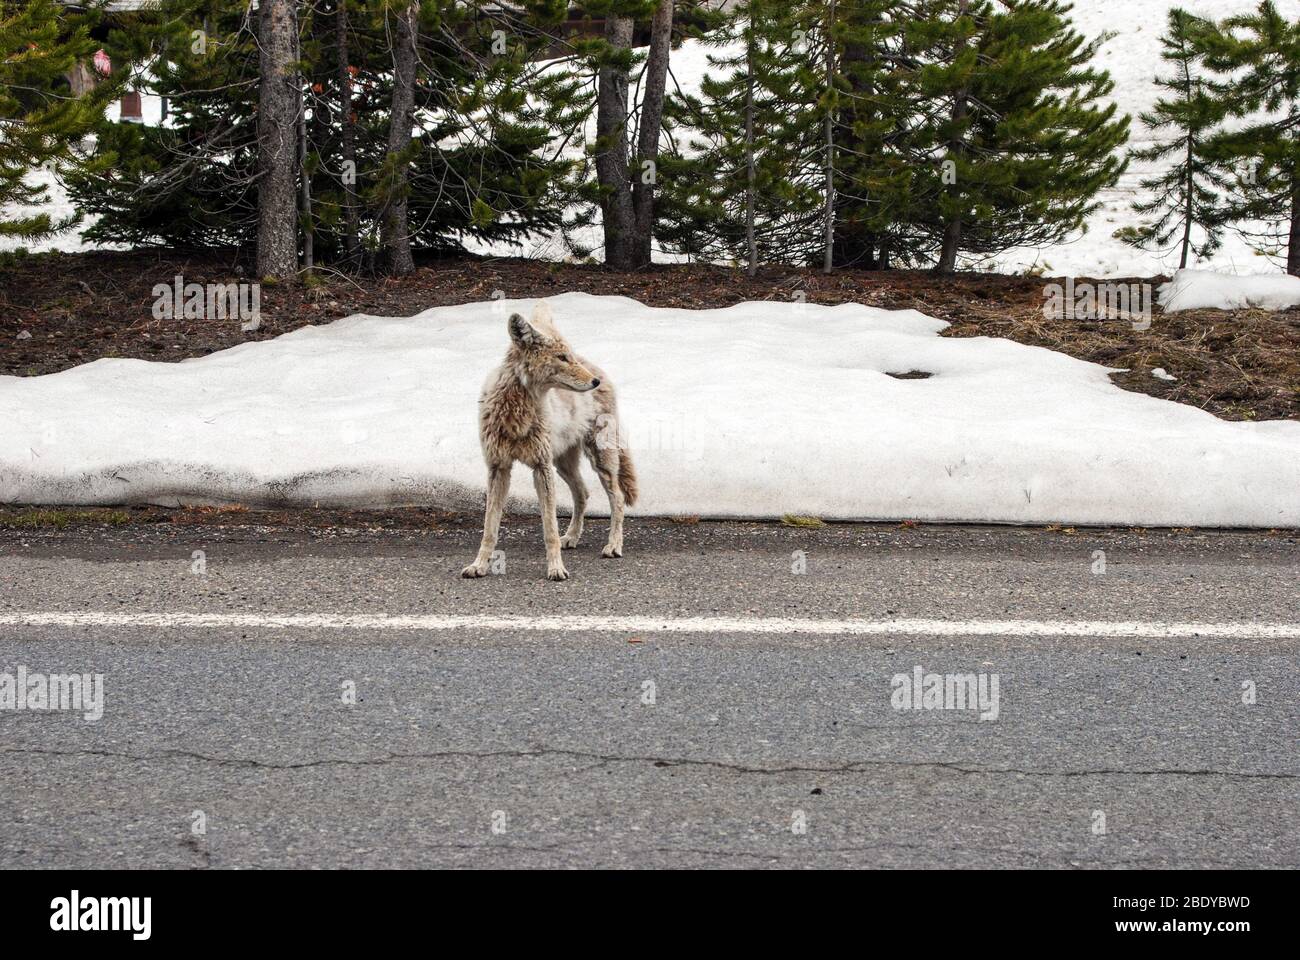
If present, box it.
[663,0,1127,273]
[381,1,589,262]
[906,0,986,272]
[68,0,588,273]
[831,1,914,270]
[1196,0,1300,275]
[1122,8,1227,268]
[0,0,117,243]
[65,0,264,250]
[918,0,1129,270]
[573,0,668,268]
[657,0,826,267]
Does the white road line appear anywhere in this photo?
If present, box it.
[0,611,1297,638]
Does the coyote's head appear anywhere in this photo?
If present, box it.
[507,302,600,393]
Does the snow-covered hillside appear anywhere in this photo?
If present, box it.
[2,294,1297,525]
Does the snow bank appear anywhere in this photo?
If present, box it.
[1159,269,1300,312]
[2,293,1298,526]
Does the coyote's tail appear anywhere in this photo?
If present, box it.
[618,448,638,507]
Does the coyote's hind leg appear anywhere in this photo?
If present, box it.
[555,445,587,549]
[584,439,624,558]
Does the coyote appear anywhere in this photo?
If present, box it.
[461,301,638,581]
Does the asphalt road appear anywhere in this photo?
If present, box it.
[0,518,1296,869]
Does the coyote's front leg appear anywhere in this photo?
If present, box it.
[462,463,511,578]
[533,463,569,581]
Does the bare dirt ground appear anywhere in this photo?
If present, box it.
[2,248,1296,421]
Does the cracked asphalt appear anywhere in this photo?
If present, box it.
[0,518,1297,868]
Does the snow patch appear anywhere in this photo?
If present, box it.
[1,293,1297,526]
[1158,269,1300,312]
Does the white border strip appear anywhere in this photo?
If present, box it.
[0,612,1297,638]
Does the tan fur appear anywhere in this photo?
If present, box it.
[462,301,636,581]
[617,449,638,507]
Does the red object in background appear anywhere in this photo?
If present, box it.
[93,49,111,76]
[120,90,143,123]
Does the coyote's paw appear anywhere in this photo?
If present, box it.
[547,562,570,581]
[560,534,581,549]
[601,543,623,559]
[461,561,491,578]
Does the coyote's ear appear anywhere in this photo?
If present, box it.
[508,312,549,348]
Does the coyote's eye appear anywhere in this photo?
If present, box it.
[558,354,570,362]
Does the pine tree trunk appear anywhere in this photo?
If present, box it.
[822,0,836,275]
[630,0,673,269]
[745,23,757,278]
[296,18,312,274]
[382,1,417,276]
[937,218,961,273]
[255,0,300,280]
[936,0,970,275]
[1180,135,1193,270]
[832,4,875,269]
[1179,52,1193,271]
[1289,176,1300,277]
[337,0,360,266]
[298,99,312,272]
[597,16,636,269]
